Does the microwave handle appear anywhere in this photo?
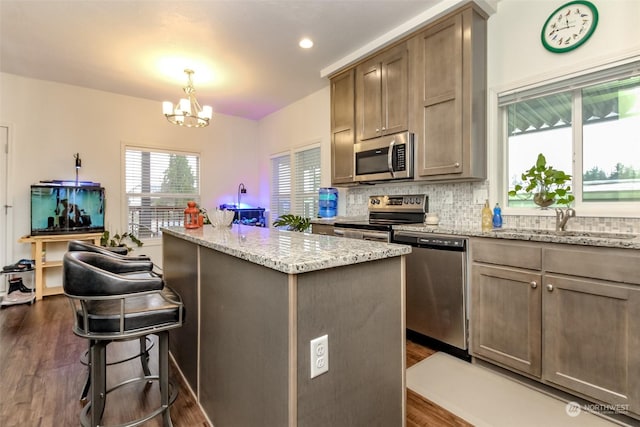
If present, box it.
[388,139,395,177]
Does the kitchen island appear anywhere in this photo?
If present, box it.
[161,225,410,427]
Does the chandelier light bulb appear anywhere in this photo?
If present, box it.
[162,69,212,128]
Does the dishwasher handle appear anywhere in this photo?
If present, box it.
[392,232,466,251]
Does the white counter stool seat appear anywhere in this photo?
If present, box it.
[63,251,184,427]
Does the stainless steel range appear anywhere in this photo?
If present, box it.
[333,194,427,242]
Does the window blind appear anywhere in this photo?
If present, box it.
[293,146,321,219]
[270,154,291,224]
[125,147,200,238]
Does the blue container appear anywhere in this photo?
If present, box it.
[318,187,338,218]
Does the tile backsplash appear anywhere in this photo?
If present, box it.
[344,181,640,234]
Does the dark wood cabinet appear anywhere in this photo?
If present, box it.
[471,263,542,377]
[330,69,355,185]
[410,6,487,181]
[470,238,640,417]
[355,43,408,141]
[328,4,487,184]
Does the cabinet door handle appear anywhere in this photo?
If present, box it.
[376,128,380,132]
[546,284,554,291]
[530,281,537,289]
[454,162,461,168]
[382,126,386,131]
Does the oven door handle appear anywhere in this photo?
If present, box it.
[334,229,345,236]
[388,139,395,177]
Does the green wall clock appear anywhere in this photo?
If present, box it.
[541,0,599,53]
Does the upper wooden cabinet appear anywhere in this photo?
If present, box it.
[355,43,408,141]
[409,6,487,181]
[331,69,355,185]
[328,4,487,184]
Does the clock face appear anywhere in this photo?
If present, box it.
[541,0,599,53]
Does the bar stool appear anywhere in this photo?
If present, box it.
[67,240,158,404]
[63,251,184,427]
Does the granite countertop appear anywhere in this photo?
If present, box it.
[394,224,640,250]
[162,225,411,274]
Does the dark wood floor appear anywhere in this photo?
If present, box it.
[0,295,470,426]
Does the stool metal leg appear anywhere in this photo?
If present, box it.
[159,331,173,427]
[90,340,107,427]
[140,335,152,378]
[80,340,94,404]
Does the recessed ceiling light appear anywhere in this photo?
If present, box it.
[299,38,314,49]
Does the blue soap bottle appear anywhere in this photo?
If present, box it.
[492,203,502,228]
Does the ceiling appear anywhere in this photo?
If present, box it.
[0,0,463,121]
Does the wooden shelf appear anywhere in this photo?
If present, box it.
[18,233,102,301]
[42,261,63,268]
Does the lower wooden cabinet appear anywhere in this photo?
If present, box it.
[470,238,640,418]
[471,264,541,377]
[543,273,640,413]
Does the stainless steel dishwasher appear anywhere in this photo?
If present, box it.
[392,231,468,356]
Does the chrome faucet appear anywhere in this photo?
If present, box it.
[555,207,576,232]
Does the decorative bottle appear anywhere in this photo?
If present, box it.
[481,200,492,232]
[492,203,503,229]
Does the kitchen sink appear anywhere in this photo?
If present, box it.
[493,228,637,240]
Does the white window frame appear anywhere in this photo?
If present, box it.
[496,58,640,218]
[122,144,201,241]
[269,142,321,226]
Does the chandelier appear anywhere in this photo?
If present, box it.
[162,69,213,128]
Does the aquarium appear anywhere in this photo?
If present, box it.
[30,184,105,236]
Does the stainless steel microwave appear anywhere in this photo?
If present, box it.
[354,132,413,182]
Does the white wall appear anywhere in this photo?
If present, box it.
[0,72,259,265]
[256,86,331,221]
[488,0,640,91]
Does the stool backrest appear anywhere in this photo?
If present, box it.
[63,251,161,297]
[68,240,147,259]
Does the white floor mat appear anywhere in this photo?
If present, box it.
[407,352,622,427]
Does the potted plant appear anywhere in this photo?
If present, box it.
[508,153,575,208]
[100,230,143,253]
[273,214,311,232]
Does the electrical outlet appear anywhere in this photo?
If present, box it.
[310,335,329,378]
[473,189,488,205]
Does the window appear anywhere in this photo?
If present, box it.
[270,154,291,223]
[270,145,321,224]
[125,147,200,238]
[501,61,640,212]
